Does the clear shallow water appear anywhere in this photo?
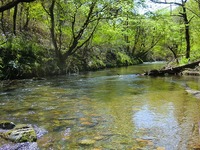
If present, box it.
[1,63,200,150]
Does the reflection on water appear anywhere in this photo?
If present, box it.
[134,104,180,150]
[1,63,200,149]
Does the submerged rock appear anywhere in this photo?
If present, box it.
[32,77,46,81]
[78,139,95,145]
[2,124,37,143]
[0,121,15,130]
[157,147,165,150]
[94,136,104,141]
[0,142,39,150]
[185,86,200,99]
[32,125,48,139]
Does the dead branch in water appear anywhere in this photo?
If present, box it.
[144,60,200,76]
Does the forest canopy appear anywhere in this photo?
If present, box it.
[0,0,200,79]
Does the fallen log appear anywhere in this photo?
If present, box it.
[144,60,200,76]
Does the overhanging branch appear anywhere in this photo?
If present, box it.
[0,0,35,12]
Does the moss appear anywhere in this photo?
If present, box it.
[3,124,37,143]
[19,129,37,142]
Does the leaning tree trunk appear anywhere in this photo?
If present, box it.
[144,60,200,76]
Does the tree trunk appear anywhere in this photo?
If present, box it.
[19,4,23,31]
[13,4,18,35]
[23,6,30,29]
[49,0,58,54]
[0,1,6,35]
[49,0,63,68]
[125,13,130,52]
[182,4,190,59]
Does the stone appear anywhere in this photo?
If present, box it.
[32,125,48,139]
[2,124,37,143]
[157,147,165,150]
[0,121,15,129]
[78,139,95,145]
[0,142,39,150]
[185,88,200,99]
[94,136,104,141]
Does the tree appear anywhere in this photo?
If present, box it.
[42,0,120,72]
[150,0,192,59]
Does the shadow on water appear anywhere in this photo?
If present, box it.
[1,63,200,149]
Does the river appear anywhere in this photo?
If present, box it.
[1,63,200,150]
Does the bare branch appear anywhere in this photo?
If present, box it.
[150,0,183,6]
[41,2,50,16]
[76,1,97,40]
[76,20,100,51]
[68,19,100,56]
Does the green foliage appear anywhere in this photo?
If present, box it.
[93,23,123,46]
[87,57,106,70]
[179,57,190,66]
[190,46,200,61]
[29,3,46,21]
[116,52,133,66]
[0,36,44,79]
